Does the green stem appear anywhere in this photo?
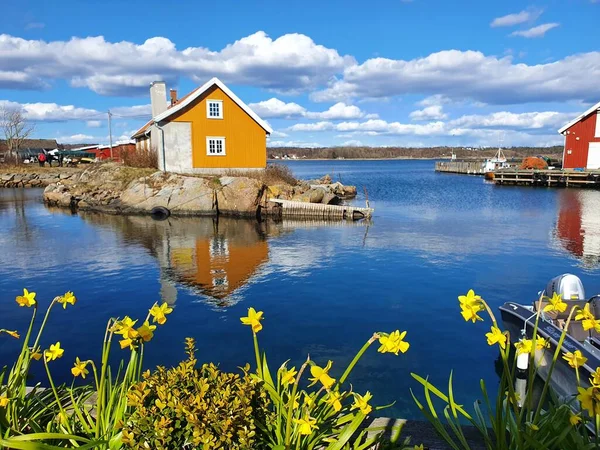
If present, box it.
[253,332,261,377]
[43,356,71,434]
[285,359,309,448]
[31,298,58,352]
[338,334,378,387]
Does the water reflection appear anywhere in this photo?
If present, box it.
[78,213,369,307]
[554,190,600,268]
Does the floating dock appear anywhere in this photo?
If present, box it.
[268,199,373,220]
[435,161,485,175]
[494,169,600,187]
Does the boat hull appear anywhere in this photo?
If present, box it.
[500,301,599,400]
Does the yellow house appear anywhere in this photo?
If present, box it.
[132,78,272,173]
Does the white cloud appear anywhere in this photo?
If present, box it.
[510,23,559,38]
[249,98,306,118]
[0,32,353,96]
[490,9,542,27]
[271,130,289,138]
[418,95,452,107]
[409,105,448,121]
[111,104,152,117]
[58,133,97,143]
[340,140,363,146]
[450,111,570,130]
[267,140,321,148]
[0,100,102,121]
[86,120,102,128]
[249,98,376,120]
[311,50,600,105]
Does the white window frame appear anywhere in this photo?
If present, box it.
[206,137,226,156]
[206,100,223,119]
[595,111,600,138]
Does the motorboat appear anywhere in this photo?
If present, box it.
[500,274,600,401]
[483,147,511,180]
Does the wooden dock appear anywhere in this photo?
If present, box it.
[435,161,485,175]
[494,169,600,187]
[268,199,373,220]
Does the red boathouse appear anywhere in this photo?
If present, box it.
[558,101,600,169]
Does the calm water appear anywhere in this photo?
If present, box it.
[1,159,600,419]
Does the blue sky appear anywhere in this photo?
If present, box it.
[1,0,599,148]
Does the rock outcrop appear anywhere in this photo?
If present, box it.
[0,170,80,188]
[41,164,359,218]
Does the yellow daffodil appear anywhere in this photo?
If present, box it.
[590,367,600,387]
[302,392,314,407]
[570,413,582,426]
[0,394,8,408]
[543,292,567,313]
[485,326,507,349]
[575,304,600,333]
[563,350,587,369]
[413,445,425,450]
[113,316,139,340]
[309,360,336,389]
[352,391,373,415]
[535,337,548,350]
[16,288,36,307]
[240,307,263,333]
[31,348,42,361]
[119,338,136,350]
[45,342,64,361]
[325,391,343,412]
[378,330,410,355]
[527,423,539,431]
[280,366,297,385]
[515,339,533,356]
[0,329,20,339]
[137,321,157,342]
[293,415,318,435]
[577,386,596,416]
[149,302,173,325]
[57,291,76,309]
[71,357,89,379]
[458,289,485,323]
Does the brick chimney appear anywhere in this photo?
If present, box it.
[150,81,168,118]
[170,89,178,106]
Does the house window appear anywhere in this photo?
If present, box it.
[207,100,223,119]
[206,137,226,156]
[596,111,600,138]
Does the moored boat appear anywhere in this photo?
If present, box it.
[500,274,600,401]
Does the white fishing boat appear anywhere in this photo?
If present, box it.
[484,147,510,180]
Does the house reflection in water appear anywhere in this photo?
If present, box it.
[78,213,271,307]
[555,190,600,268]
[164,219,269,306]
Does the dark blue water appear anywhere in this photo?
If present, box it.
[1,160,599,419]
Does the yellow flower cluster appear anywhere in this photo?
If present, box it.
[575,304,600,333]
[514,337,548,356]
[111,302,171,351]
[458,290,484,323]
[351,391,373,415]
[378,330,410,355]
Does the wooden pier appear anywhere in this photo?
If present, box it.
[494,169,600,187]
[435,161,485,175]
[268,199,373,220]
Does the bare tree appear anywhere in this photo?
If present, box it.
[0,107,35,161]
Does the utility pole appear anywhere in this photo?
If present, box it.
[107,110,114,160]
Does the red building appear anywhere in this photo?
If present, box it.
[70,142,135,162]
[558,101,600,169]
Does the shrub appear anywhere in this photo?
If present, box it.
[225,164,298,186]
[122,146,158,169]
[122,338,271,450]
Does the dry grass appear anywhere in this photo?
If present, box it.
[122,147,158,169]
[225,164,298,186]
[112,166,157,187]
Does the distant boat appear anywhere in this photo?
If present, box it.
[484,147,510,180]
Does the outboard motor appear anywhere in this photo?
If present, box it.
[543,274,585,301]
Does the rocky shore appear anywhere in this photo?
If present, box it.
[0,169,81,188]
[40,164,358,218]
